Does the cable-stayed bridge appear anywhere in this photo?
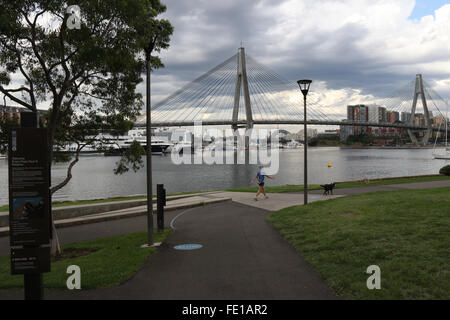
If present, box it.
[136,47,449,145]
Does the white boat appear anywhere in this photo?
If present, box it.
[55,129,172,156]
[432,108,449,160]
[434,154,450,160]
[285,140,303,149]
[120,137,172,154]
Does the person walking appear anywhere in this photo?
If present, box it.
[250,166,274,201]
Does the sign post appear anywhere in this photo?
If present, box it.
[8,120,51,300]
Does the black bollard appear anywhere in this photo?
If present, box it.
[157,184,166,231]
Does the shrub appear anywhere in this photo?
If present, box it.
[439,165,450,176]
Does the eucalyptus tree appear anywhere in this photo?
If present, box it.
[0,0,173,253]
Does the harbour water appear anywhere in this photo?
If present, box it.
[0,147,448,205]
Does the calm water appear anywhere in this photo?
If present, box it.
[0,148,448,205]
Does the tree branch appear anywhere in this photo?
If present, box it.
[50,145,83,195]
[0,85,33,109]
[21,9,58,98]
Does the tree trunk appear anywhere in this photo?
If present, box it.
[50,153,80,194]
[50,150,80,256]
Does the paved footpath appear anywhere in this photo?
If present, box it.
[1,179,448,300]
[0,201,335,300]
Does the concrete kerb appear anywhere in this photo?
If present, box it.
[0,191,224,228]
[0,197,231,237]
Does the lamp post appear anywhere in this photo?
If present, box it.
[297,79,312,205]
[145,48,154,246]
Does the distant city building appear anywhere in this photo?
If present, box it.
[367,105,385,123]
[347,104,369,135]
[401,112,411,123]
[387,111,400,123]
[340,120,354,142]
[347,104,368,123]
[341,104,406,142]
[318,129,339,137]
[0,105,47,125]
[297,129,318,140]
[378,106,387,123]
[431,116,446,128]
[413,113,425,127]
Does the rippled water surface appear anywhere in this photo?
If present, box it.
[1,147,448,204]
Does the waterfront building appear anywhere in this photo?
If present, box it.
[368,105,386,123]
[340,120,354,142]
[414,113,425,127]
[387,111,400,123]
[0,105,47,125]
[347,104,369,135]
[319,129,339,137]
[297,128,318,140]
[401,112,411,123]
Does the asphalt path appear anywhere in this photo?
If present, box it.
[0,201,336,300]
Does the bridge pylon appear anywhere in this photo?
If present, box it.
[407,74,433,146]
[232,47,253,132]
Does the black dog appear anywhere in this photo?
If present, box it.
[320,183,336,195]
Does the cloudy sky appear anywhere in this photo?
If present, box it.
[3,0,450,124]
[146,0,450,118]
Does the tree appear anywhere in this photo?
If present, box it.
[0,113,20,154]
[0,0,173,253]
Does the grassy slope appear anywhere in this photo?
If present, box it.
[267,187,450,299]
[226,175,450,193]
[0,230,172,289]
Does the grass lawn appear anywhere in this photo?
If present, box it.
[267,187,450,299]
[0,230,172,289]
[226,175,450,194]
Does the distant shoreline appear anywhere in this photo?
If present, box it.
[338,146,436,149]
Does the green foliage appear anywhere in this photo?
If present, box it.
[0,0,173,190]
[439,165,450,176]
[0,114,19,154]
[114,139,146,174]
[345,133,408,146]
[308,135,340,147]
[346,133,373,145]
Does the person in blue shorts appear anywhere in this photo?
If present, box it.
[250,166,274,201]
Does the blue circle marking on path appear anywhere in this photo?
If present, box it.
[174,244,203,251]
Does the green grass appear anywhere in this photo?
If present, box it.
[0,230,172,289]
[267,187,450,299]
[226,184,322,193]
[226,175,450,194]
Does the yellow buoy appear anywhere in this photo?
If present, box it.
[328,162,332,168]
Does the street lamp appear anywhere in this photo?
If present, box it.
[297,79,312,205]
[144,48,154,246]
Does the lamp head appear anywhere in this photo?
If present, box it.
[297,79,312,97]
